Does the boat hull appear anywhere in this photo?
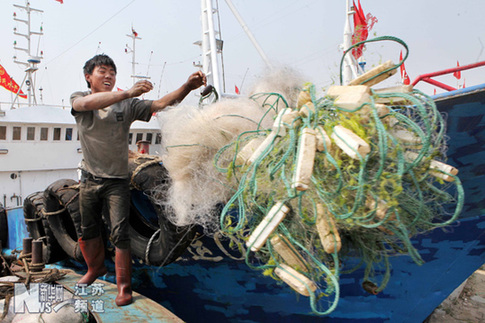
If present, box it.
[129,84,485,322]
[4,84,485,322]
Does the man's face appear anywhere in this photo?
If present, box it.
[86,65,116,93]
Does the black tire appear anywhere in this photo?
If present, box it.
[128,155,196,266]
[0,204,8,248]
[43,179,84,261]
[23,192,67,263]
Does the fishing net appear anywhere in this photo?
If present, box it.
[155,68,303,232]
[215,81,463,314]
[155,40,464,315]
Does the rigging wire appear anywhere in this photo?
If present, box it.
[239,67,249,92]
[44,0,137,66]
[36,22,43,58]
[215,0,227,93]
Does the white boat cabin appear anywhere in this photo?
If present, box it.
[0,105,162,208]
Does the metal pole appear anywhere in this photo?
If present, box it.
[132,35,136,80]
[224,0,273,69]
[205,0,222,94]
[342,0,358,84]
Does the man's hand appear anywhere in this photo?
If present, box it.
[150,71,207,113]
[185,71,207,91]
[126,80,153,98]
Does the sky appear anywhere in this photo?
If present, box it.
[0,0,484,108]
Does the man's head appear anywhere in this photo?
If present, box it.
[83,54,117,92]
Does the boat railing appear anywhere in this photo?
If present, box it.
[0,101,68,110]
[412,61,485,91]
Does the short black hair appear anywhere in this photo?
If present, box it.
[83,54,117,88]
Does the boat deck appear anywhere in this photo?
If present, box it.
[57,270,182,323]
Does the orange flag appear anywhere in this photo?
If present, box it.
[0,64,27,98]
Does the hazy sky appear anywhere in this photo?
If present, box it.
[0,0,484,108]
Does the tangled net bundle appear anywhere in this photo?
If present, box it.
[214,78,464,315]
[157,38,464,315]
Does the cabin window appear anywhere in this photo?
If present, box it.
[128,133,133,145]
[65,128,73,141]
[146,133,153,144]
[13,127,21,140]
[40,127,49,141]
[136,133,143,144]
[53,127,61,141]
[0,126,6,140]
[155,133,161,145]
[27,127,35,140]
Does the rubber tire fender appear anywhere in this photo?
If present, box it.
[43,179,84,261]
[128,155,196,266]
[23,191,67,263]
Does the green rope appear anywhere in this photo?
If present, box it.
[339,35,409,85]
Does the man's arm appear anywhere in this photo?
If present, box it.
[151,71,206,113]
[72,81,153,112]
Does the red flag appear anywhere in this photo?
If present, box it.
[235,85,240,95]
[351,0,367,59]
[453,61,461,79]
[132,28,138,38]
[366,13,378,30]
[55,0,63,3]
[351,0,376,59]
[399,51,410,85]
[0,64,27,99]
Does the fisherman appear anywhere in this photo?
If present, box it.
[71,54,206,306]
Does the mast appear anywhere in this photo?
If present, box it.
[125,28,151,84]
[12,1,44,107]
[196,0,271,98]
[198,0,224,96]
[341,0,358,85]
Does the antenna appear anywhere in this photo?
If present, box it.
[146,50,153,76]
[12,1,44,107]
[157,62,167,98]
